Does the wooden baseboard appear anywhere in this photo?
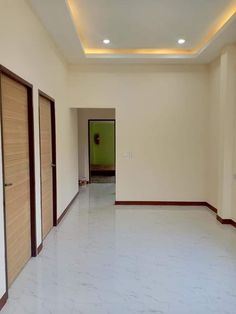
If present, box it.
[115,200,236,229]
[115,201,207,206]
[57,191,79,225]
[37,243,43,255]
[205,202,218,213]
[205,203,236,228]
[216,215,236,227]
[0,292,7,311]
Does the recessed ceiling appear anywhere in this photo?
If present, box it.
[28,0,236,63]
[68,0,233,49]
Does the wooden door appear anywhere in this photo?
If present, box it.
[39,96,53,239]
[1,74,31,286]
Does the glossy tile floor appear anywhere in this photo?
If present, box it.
[90,176,115,183]
[2,183,236,314]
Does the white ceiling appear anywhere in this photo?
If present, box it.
[28,0,236,64]
[71,0,233,49]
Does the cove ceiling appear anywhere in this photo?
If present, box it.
[29,0,236,63]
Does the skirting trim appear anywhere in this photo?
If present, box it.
[115,200,236,228]
[57,191,79,225]
[216,215,236,228]
[115,201,207,206]
[0,292,7,311]
[37,243,43,255]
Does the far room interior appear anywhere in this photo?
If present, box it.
[89,120,115,183]
[77,108,116,185]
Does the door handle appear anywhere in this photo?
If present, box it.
[4,183,13,187]
[51,164,56,167]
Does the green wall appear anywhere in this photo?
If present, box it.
[90,121,115,166]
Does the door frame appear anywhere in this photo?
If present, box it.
[88,119,116,182]
[38,90,57,236]
[0,65,37,294]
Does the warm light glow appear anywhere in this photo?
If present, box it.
[103,39,110,45]
[66,0,88,49]
[66,0,236,57]
[84,48,193,56]
[178,39,186,45]
[195,2,236,53]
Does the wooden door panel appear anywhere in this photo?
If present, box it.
[39,96,53,239]
[1,74,31,286]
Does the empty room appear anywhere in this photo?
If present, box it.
[0,0,236,313]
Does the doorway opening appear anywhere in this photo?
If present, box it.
[88,119,115,183]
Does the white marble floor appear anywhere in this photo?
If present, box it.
[2,183,236,314]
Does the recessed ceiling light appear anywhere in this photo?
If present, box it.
[178,38,186,45]
[103,39,110,45]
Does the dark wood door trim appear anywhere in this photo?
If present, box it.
[0,68,8,306]
[88,119,116,182]
[0,65,37,306]
[38,90,57,235]
[0,292,7,311]
[0,65,33,88]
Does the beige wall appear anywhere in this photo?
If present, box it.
[78,109,115,180]
[69,64,209,202]
[207,46,236,220]
[222,46,236,221]
[0,0,79,298]
[207,59,221,209]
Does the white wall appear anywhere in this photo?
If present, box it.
[69,64,209,202]
[207,59,221,209]
[0,0,78,299]
[221,47,236,221]
[207,45,236,220]
[78,109,115,180]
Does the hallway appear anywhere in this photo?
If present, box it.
[2,184,236,314]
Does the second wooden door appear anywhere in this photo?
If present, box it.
[39,95,53,239]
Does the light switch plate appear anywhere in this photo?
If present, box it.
[123,152,132,159]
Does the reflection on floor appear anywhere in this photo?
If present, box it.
[2,183,236,314]
[90,175,115,183]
